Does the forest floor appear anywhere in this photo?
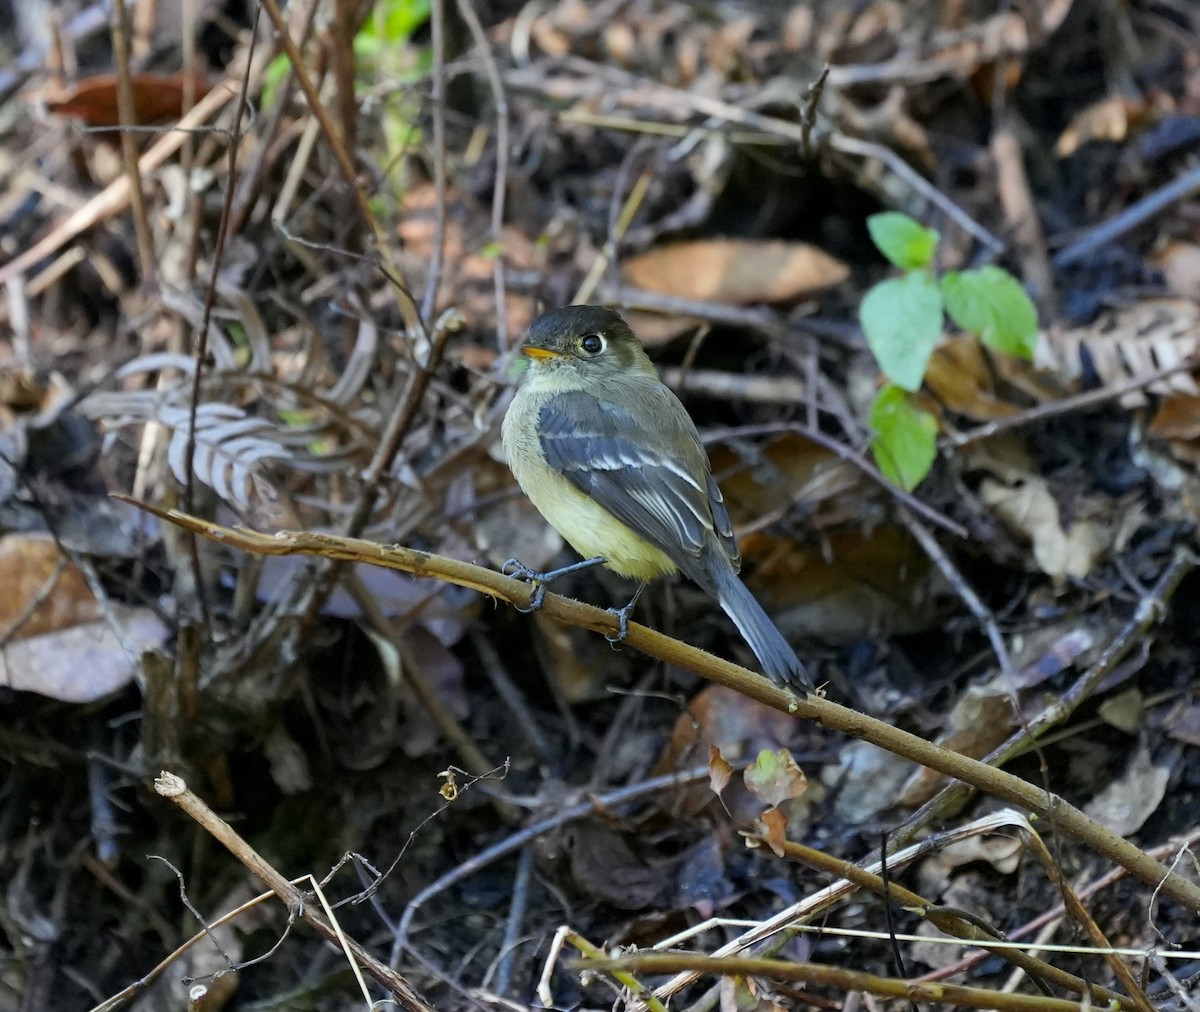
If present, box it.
[2,1,1200,1010]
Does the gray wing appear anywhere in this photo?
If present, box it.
[538,387,739,588]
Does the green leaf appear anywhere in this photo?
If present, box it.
[867,212,939,270]
[941,266,1038,359]
[860,272,944,391]
[869,385,938,491]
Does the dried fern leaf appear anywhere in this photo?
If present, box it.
[1037,298,1200,405]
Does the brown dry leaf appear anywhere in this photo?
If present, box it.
[622,240,848,305]
[41,71,212,126]
[713,434,868,523]
[708,745,734,797]
[0,605,167,703]
[754,806,789,859]
[924,338,1021,421]
[622,309,702,348]
[1148,393,1200,442]
[1147,239,1200,298]
[745,526,941,642]
[1055,95,1151,157]
[1082,744,1169,836]
[654,685,798,821]
[563,821,664,910]
[0,533,100,640]
[1037,298,1200,405]
[979,474,1110,580]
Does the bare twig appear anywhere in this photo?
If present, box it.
[108,0,155,287]
[947,355,1200,448]
[1052,162,1200,268]
[892,546,1197,847]
[420,0,448,324]
[454,0,511,348]
[153,772,433,1012]
[121,500,1200,916]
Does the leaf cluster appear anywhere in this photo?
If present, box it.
[860,213,1039,490]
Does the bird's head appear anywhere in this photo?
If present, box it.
[518,306,655,377]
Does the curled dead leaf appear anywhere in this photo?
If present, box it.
[622,239,848,305]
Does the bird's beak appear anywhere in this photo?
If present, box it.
[521,346,564,361]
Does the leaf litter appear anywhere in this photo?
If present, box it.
[0,0,1199,1009]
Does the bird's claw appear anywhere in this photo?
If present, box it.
[515,582,546,614]
[503,557,548,613]
[502,557,540,581]
[605,604,632,643]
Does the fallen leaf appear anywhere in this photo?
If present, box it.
[924,337,1022,421]
[0,533,100,639]
[831,741,914,823]
[743,748,808,810]
[754,806,789,858]
[42,71,212,126]
[1055,94,1149,157]
[622,239,848,304]
[1082,744,1168,836]
[979,475,1109,580]
[709,745,733,797]
[0,606,167,703]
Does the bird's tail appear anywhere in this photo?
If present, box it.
[714,563,811,692]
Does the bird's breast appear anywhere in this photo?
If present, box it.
[503,383,677,581]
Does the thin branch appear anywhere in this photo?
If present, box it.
[153,773,433,1012]
[454,0,511,348]
[119,498,1200,917]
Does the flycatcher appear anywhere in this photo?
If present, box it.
[501,305,811,692]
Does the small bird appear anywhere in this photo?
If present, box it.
[501,305,811,692]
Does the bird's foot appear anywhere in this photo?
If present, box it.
[502,558,548,613]
[605,582,647,643]
[502,556,607,613]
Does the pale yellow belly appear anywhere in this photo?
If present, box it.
[503,406,677,581]
[524,467,677,580]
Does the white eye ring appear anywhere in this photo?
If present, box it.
[580,333,605,354]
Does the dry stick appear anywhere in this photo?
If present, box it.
[774,838,1127,1007]
[453,0,511,349]
[121,501,1200,915]
[1020,828,1155,1012]
[179,3,261,634]
[108,0,156,287]
[387,766,720,968]
[947,354,1200,448]
[917,824,1200,986]
[891,546,1196,851]
[599,953,1092,1012]
[1052,162,1200,268]
[256,0,422,334]
[153,773,433,1012]
[420,0,448,323]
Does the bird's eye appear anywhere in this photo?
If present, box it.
[580,334,604,354]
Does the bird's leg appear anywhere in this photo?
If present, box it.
[606,581,647,643]
[501,556,606,613]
